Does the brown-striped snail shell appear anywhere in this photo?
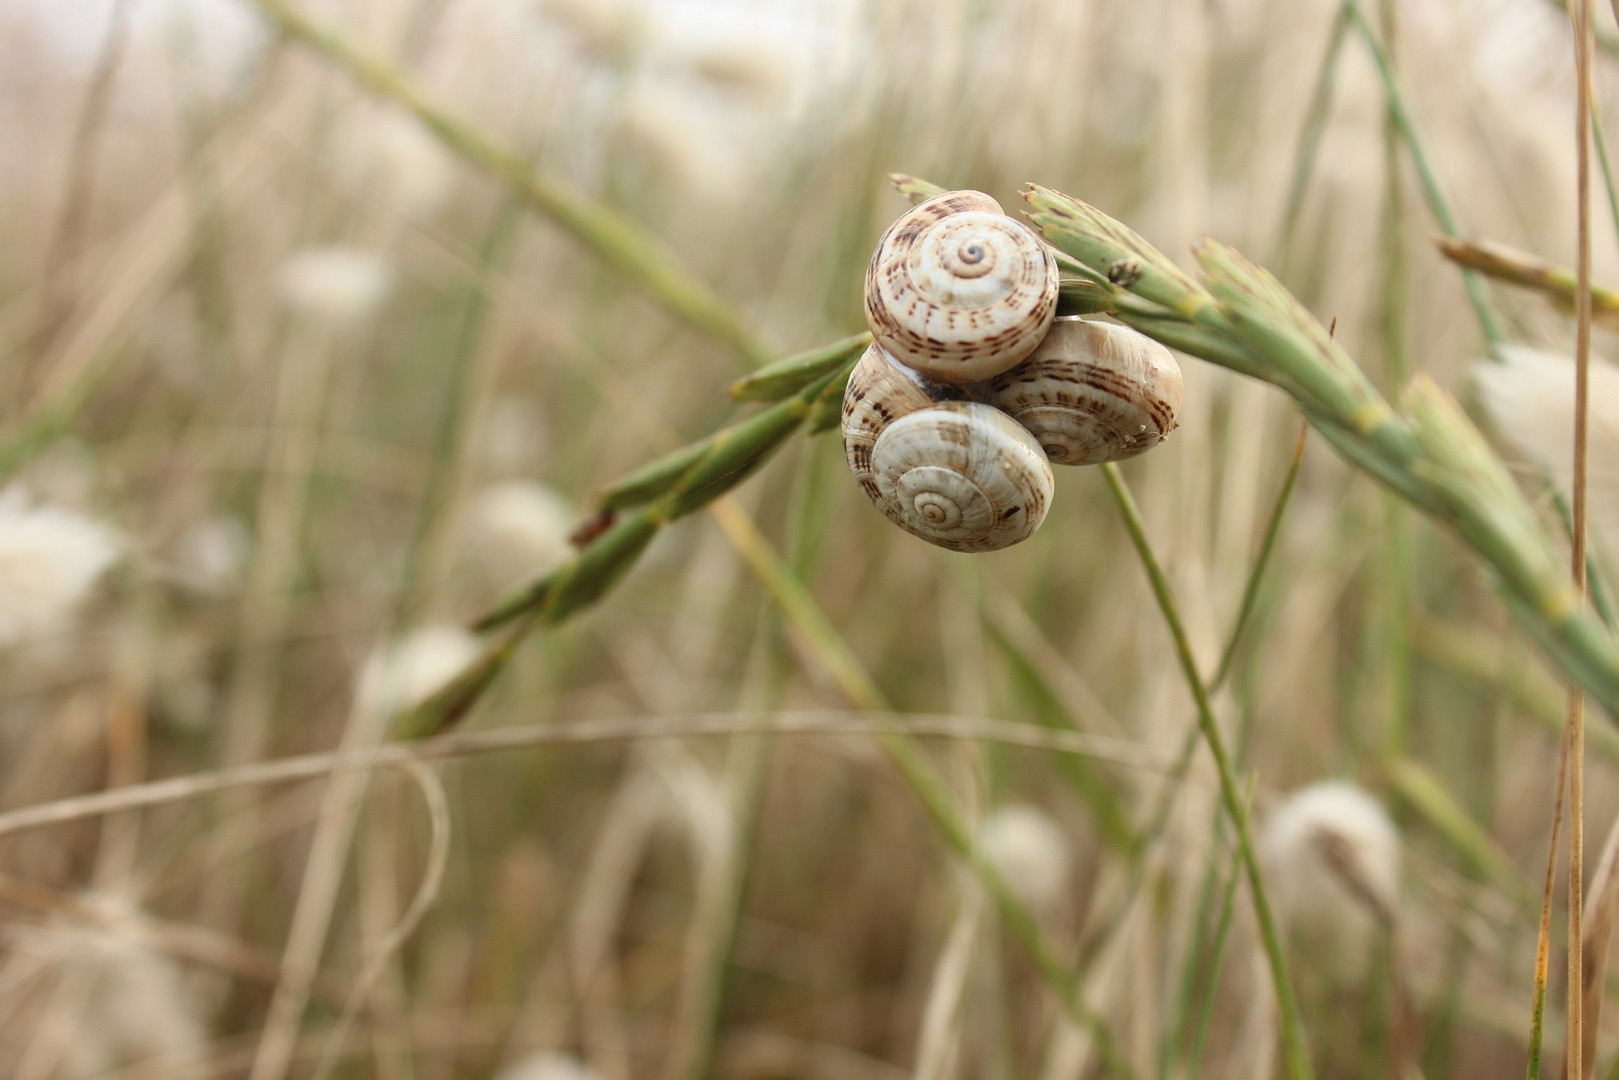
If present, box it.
[865,190,1060,385]
[975,318,1184,465]
[842,343,1053,552]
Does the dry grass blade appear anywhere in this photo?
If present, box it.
[0,712,1171,839]
[0,876,338,1000]
[309,758,451,1080]
[1576,814,1619,1079]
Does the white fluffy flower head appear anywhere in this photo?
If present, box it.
[1261,781,1399,977]
[979,804,1072,912]
[171,514,250,596]
[464,481,576,587]
[275,245,395,326]
[355,625,481,719]
[330,110,455,220]
[0,489,121,648]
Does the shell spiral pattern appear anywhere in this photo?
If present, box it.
[978,318,1183,465]
[866,403,1053,552]
[865,191,1059,385]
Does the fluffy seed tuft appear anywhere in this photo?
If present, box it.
[979,803,1072,912]
[0,489,121,648]
[1261,781,1399,978]
[274,245,396,326]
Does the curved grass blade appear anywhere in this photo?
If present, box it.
[728,333,870,403]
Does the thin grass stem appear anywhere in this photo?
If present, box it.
[1271,1,1352,271]
[1567,1,1596,1073]
[1528,724,1573,1078]
[1375,0,1418,768]
[1346,1,1505,345]
[1099,463,1313,1080]
[1212,422,1307,690]
[1185,847,1245,1080]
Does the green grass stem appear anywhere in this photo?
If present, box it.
[1185,848,1245,1080]
[1100,462,1313,1080]
[1211,422,1308,690]
[1026,190,1619,725]
[1271,2,1353,271]
[1345,0,1505,345]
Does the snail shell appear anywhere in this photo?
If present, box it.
[868,404,1054,552]
[976,318,1183,465]
[865,190,1060,385]
[842,346,1053,552]
[841,341,964,478]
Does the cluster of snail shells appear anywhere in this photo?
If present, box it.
[844,189,1185,553]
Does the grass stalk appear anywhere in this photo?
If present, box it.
[1022,188,1619,723]
[1099,463,1313,1080]
[33,0,135,357]
[394,190,526,624]
[1211,422,1308,690]
[1184,848,1245,1080]
[1270,1,1353,271]
[1386,757,1535,910]
[239,0,772,366]
[975,586,1140,855]
[676,447,829,1080]
[1375,0,1417,765]
[1566,1,1596,1073]
[1591,99,1619,243]
[1527,724,1573,1079]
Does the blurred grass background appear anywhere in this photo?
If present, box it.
[0,0,1616,1077]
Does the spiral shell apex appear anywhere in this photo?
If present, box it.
[865,191,1059,385]
[861,402,1054,553]
[978,318,1183,465]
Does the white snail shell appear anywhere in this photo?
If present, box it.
[842,345,1053,552]
[841,342,963,478]
[868,404,1054,552]
[976,318,1183,465]
[865,190,1059,385]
